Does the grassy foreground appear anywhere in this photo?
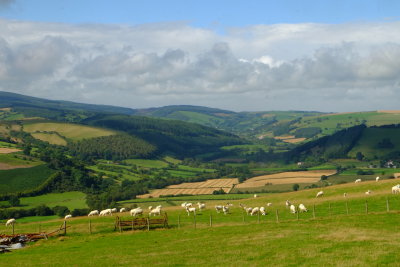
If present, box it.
[4,179,400,266]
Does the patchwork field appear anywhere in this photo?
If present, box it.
[138,178,238,198]
[31,132,67,146]
[236,170,336,189]
[23,122,116,141]
[0,153,43,170]
[0,147,21,153]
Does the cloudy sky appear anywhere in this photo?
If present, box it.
[0,0,400,112]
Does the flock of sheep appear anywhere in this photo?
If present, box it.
[5,176,400,227]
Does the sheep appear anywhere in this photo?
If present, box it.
[197,202,206,211]
[254,194,258,198]
[250,207,259,216]
[343,193,347,197]
[267,203,272,207]
[245,207,253,215]
[88,210,99,216]
[285,200,292,208]
[186,206,196,216]
[99,209,112,216]
[215,205,223,213]
[365,190,372,195]
[185,203,193,208]
[392,184,400,194]
[290,204,297,214]
[181,202,187,208]
[111,208,118,213]
[149,206,162,216]
[5,218,15,227]
[298,204,308,212]
[120,208,126,213]
[316,191,324,198]
[222,205,230,215]
[64,214,72,219]
[130,207,143,216]
[259,207,266,215]
[376,176,380,182]
[355,178,362,183]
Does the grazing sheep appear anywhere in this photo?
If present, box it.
[289,204,297,214]
[254,194,258,198]
[186,206,196,216]
[197,202,206,211]
[5,218,15,227]
[88,210,99,216]
[298,204,308,212]
[181,202,187,208]
[376,176,380,182]
[259,207,266,215]
[392,185,400,194]
[130,207,143,216]
[343,193,347,197]
[120,208,126,213]
[99,209,112,216]
[250,207,259,216]
[215,205,223,213]
[316,191,324,198]
[222,205,230,215]
[365,190,372,195]
[355,178,362,183]
[285,200,292,208]
[185,203,193,208]
[149,206,162,216]
[245,207,253,215]
[64,214,72,219]
[267,203,272,207]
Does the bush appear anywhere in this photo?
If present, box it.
[292,184,300,191]
[52,206,70,217]
[71,208,90,217]
[212,189,226,195]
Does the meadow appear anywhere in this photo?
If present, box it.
[3,179,400,266]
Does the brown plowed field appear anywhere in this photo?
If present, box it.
[0,163,34,170]
[138,178,238,198]
[236,170,336,189]
[0,148,21,154]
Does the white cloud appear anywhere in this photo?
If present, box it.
[0,19,400,112]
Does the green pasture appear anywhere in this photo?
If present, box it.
[0,165,56,194]
[31,132,67,146]
[0,141,17,148]
[87,165,140,181]
[23,122,116,141]
[163,156,182,164]
[17,191,88,210]
[0,153,42,167]
[4,179,400,266]
[123,159,169,168]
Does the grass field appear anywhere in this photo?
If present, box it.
[31,132,67,146]
[23,122,116,141]
[4,179,400,266]
[15,191,88,210]
[122,159,169,168]
[0,164,56,194]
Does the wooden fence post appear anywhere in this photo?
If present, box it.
[89,219,92,234]
[194,213,197,229]
[386,197,390,212]
[312,204,316,219]
[275,209,279,223]
[131,218,134,231]
[178,215,180,229]
[63,220,67,235]
[38,224,41,233]
[209,214,212,227]
[346,201,349,215]
[365,200,368,214]
[12,223,15,235]
[146,217,150,231]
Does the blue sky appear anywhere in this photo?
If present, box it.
[0,0,400,112]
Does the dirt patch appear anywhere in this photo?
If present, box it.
[377,110,400,114]
[0,148,21,154]
[282,138,306,143]
[0,163,33,170]
[274,135,295,140]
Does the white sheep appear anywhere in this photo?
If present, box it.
[215,205,223,213]
[222,205,230,215]
[259,207,266,215]
[130,207,143,216]
[149,206,162,216]
[267,203,272,207]
[254,194,258,198]
[185,203,193,207]
[181,202,187,208]
[245,207,253,215]
[250,207,259,216]
[186,206,196,216]
[316,191,324,198]
[5,218,15,227]
[343,193,347,197]
[99,209,112,216]
[197,202,206,211]
[88,210,99,216]
[290,204,297,214]
[392,184,400,194]
[355,178,362,183]
[64,214,72,219]
[285,200,292,208]
[298,204,308,212]
[376,176,380,182]
[120,208,126,213]
[365,190,372,195]
[111,208,118,213]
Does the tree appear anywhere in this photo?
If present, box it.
[356,152,364,161]
[8,195,20,207]
[293,184,300,191]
